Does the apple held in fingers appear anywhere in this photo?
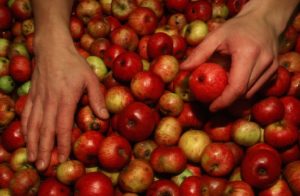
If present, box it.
[188,63,228,103]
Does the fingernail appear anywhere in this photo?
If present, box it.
[37,160,45,170]
[59,155,65,163]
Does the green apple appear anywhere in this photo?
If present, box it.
[86,56,108,81]
[0,76,15,94]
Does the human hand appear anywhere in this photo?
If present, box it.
[21,41,109,171]
[181,9,280,112]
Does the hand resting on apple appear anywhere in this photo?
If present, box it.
[181,0,299,112]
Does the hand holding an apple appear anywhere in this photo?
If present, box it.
[181,0,299,111]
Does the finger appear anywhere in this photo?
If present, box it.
[180,33,221,70]
[21,94,33,141]
[247,52,273,89]
[245,60,278,98]
[56,99,76,163]
[209,49,259,112]
[86,76,109,119]
[26,97,43,162]
[35,99,57,171]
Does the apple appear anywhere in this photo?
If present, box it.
[264,119,298,149]
[116,101,156,142]
[204,112,233,142]
[171,34,187,60]
[287,72,300,98]
[251,96,285,126]
[158,91,184,116]
[8,42,29,59]
[137,35,150,60]
[223,181,254,196]
[171,70,194,101]
[185,0,212,22]
[75,105,109,133]
[103,44,125,69]
[11,21,21,36]
[139,0,164,18]
[102,71,121,89]
[1,120,24,152]
[278,25,297,54]
[201,142,235,177]
[9,147,31,171]
[283,160,300,195]
[56,160,85,185]
[293,12,300,32]
[0,163,13,188]
[225,142,244,167]
[280,96,300,127]
[112,51,143,82]
[9,168,40,196]
[80,33,95,51]
[226,0,249,16]
[87,17,110,39]
[105,15,121,32]
[74,172,114,196]
[280,144,300,165]
[111,0,137,21]
[130,71,165,104]
[0,75,15,94]
[89,38,111,58]
[0,39,9,57]
[105,85,134,114]
[9,54,32,82]
[155,24,179,37]
[0,93,15,129]
[180,176,206,196]
[168,13,187,31]
[0,144,10,163]
[21,18,34,37]
[118,159,154,193]
[41,148,59,177]
[150,54,179,83]
[188,63,228,103]
[207,17,226,32]
[75,0,102,24]
[10,0,32,21]
[38,178,70,196]
[0,188,10,196]
[14,94,27,116]
[278,51,300,72]
[98,134,132,171]
[133,139,158,161]
[200,175,228,196]
[69,16,84,40]
[258,179,293,196]
[86,55,108,81]
[73,130,104,166]
[25,32,34,54]
[0,6,12,30]
[241,149,282,189]
[146,179,180,196]
[147,32,173,60]
[128,7,158,36]
[212,3,229,19]
[166,0,188,12]
[178,129,211,163]
[110,25,139,51]
[99,0,112,15]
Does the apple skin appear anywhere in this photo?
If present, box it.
[166,0,188,12]
[170,70,194,102]
[133,139,158,161]
[130,71,165,104]
[37,177,71,196]
[283,160,300,195]
[0,93,15,129]
[73,130,104,166]
[158,91,184,117]
[0,144,10,163]
[0,58,9,75]
[146,179,180,196]
[223,180,254,196]
[41,148,59,178]
[150,146,187,174]
[9,168,40,196]
[128,7,158,36]
[168,13,187,31]
[89,38,111,58]
[226,0,249,16]
[9,54,32,82]
[280,144,300,165]
[98,134,132,171]
[74,172,114,196]
[10,0,32,21]
[180,176,206,196]
[69,16,84,40]
[103,44,125,69]
[56,160,86,185]
[111,0,137,21]
[264,120,298,149]
[241,149,282,189]
[80,33,95,51]
[75,0,102,24]
[278,25,297,54]
[278,51,300,73]
[117,102,156,142]
[200,142,235,177]
[189,63,228,103]
[139,0,164,19]
[258,179,293,196]
[181,20,209,46]
[0,163,13,188]
[225,142,244,167]
[110,25,139,51]
[1,120,25,152]
[87,17,110,39]
[280,96,300,127]
[118,159,154,193]
[147,32,173,60]
[171,34,187,60]
[287,72,300,98]
[0,6,12,30]
[112,51,143,82]
[185,0,212,22]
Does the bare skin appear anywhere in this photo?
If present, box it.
[23,0,299,171]
[181,0,300,112]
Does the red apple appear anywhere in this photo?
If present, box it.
[14,94,27,116]
[0,163,13,188]
[69,16,84,40]
[117,102,156,142]
[278,25,298,54]
[0,93,15,129]
[89,38,111,58]
[147,32,173,60]
[103,44,125,69]
[73,130,104,166]
[130,71,165,104]
[9,54,32,82]
[118,159,154,193]
[110,25,139,51]
[37,178,71,196]
[0,144,10,163]
[74,172,114,196]
[98,134,132,171]
[0,6,12,30]
[112,51,143,82]
[1,120,24,152]
[287,72,300,98]
[280,96,300,127]
[189,63,228,103]
[128,7,158,36]
[146,179,180,196]
[56,160,85,185]
[278,52,300,72]
[111,0,137,21]
[139,0,164,19]
[133,139,158,161]
[258,179,293,196]
[280,144,300,165]
[9,168,40,196]
[158,91,184,117]
[251,96,285,126]
[166,0,188,12]
[180,176,206,196]
[226,0,249,16]
[185,0,212,22]
[87,17,110,38]
[223,180,254,196]
[75,0,102,24]
[225,142,244,167]
[171,34,187,60]
[138,35,150,60]
[41,148,59,178]
[10,0,32,21]
[283,160,300,195]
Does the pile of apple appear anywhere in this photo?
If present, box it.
[0,0,300,195]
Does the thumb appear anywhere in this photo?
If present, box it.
[87,76,109,120]
[180,33,220,70]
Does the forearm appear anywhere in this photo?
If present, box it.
[238,0,300,35]
[32,0,74,49]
